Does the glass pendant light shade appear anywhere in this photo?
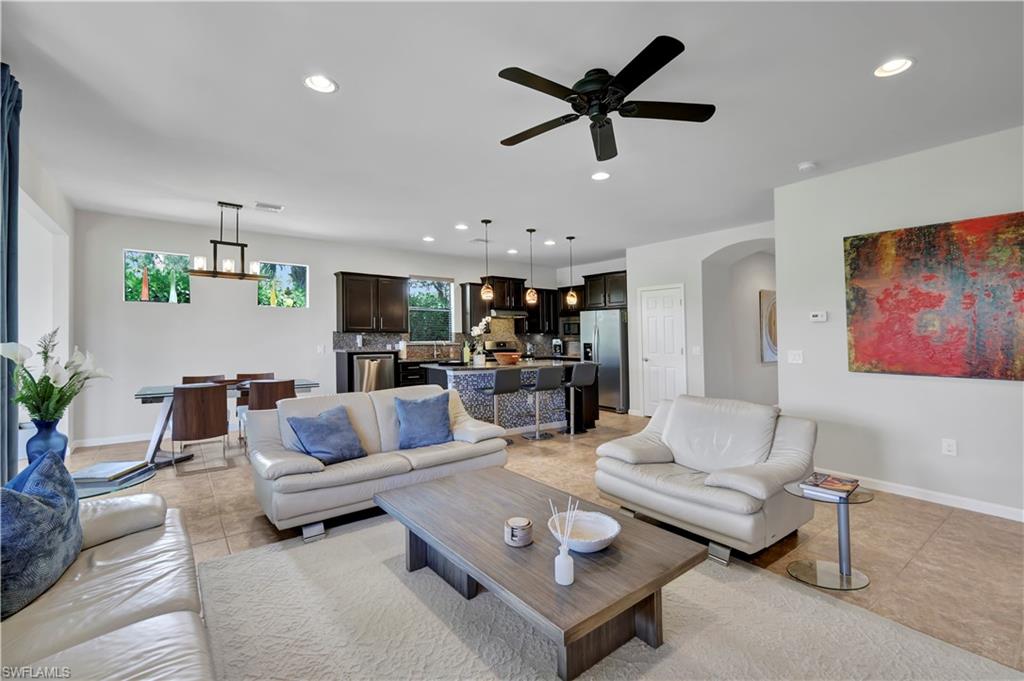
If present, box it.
[566,289,578,307]
[525,228,538,306]
[480,219,493,301]
[525,287,538,305]
[481,283,494,301]
[565,235,577,307]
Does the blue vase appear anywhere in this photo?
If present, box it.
[26,419,69,464]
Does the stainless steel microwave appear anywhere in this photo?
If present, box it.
[562,320,580,335]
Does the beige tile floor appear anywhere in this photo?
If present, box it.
[70,412,1023,671]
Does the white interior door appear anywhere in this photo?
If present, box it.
[640,286,686,416]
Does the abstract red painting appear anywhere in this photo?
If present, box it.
[844,211,1024,381]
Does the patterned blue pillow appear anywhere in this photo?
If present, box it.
[287,405,367,465]
[395,392,453,449]
[2,452,83,620]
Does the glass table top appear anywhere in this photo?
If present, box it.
[784,481,874,504]
[75,465,156,499]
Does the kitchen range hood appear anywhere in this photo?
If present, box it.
[489,308,528,319]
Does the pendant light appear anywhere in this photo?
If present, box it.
[480,219,494,301]
[525,228,538,305]
[565,236,578,307]
[189,201,265,281]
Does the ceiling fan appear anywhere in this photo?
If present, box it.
[498,35,715,162]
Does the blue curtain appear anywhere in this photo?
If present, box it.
[2,63,22,484]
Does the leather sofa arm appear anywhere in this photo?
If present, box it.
[449,390,505,443]
[704,415,817,500]
[79,493,167,550]
[596,399,675,465]
[249,443,325,480]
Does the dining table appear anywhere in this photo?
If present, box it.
[133,378,320,467]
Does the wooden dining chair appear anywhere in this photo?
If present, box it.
[171,382,229,471]
[235,372,275,444]
[248,379,296,411]
[182,374,226,384]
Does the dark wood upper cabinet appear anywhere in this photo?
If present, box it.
[480,276,526,310]
[336,272,409,333]
[583,271,627,310]
[461,283,489,334]
[524,288,559,334]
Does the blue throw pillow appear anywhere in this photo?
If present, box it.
[287,405,367,465]
[2,451,83,620]
[395,392,453,449]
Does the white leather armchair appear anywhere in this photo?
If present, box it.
[595,396,816,562]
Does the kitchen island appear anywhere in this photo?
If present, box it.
[421,360,598,434]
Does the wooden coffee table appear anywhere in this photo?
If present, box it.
[374,467,707,680]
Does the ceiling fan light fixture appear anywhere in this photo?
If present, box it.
[303,74,338,93]
[874,58,914,78]
[591,171,611,181]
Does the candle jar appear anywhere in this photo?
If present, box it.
[504,517,533,547]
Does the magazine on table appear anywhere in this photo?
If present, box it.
[799,472,859,498]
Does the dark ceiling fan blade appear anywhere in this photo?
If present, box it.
[608,36,685,98]
[498,67,576,101]
[619,101,716,122]
[501,114,580,146]
[590,119,618,161]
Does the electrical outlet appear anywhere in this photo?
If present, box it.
[315,344,325,355]
[941,438,958,457]
[356,334,363,348]
[787,350,804,364]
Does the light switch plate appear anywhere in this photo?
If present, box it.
[787,350,804,364]
[941,438,958,456]
[810,311,828,322]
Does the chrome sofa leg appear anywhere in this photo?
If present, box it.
[708,541,732,566]
[302,522,326,542]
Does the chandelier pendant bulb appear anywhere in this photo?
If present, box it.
[480,219,494,301]
[565,236,578,307]
[525,228,538,305]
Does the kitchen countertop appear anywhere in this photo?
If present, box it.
[421,360,588,372]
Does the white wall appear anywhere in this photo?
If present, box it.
[775,127,1024,517]
[556,256,626,287]
[625,220,774,408]
[17,210,55,354]
[71,210,557,443]
[703,251,778,405]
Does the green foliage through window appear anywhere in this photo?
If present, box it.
[408,278,453,342]
[257,262,309,308]
[124,250,191,304]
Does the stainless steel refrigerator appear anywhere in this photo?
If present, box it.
[581,309,629,413]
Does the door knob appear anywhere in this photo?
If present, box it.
[643,357,649,362]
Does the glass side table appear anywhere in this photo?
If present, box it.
[75,465,156,499]
[783,482,874,591]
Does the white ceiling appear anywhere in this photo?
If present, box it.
[3,2,1021,267]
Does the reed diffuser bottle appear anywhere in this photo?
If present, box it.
[555,544,574,586]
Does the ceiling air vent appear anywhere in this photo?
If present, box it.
[254,202,284,213]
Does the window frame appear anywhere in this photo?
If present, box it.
[406,276,455,344]
[254,260,311,309]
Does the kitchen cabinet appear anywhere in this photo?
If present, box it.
[398,361,427,387]
[335,272,409,333]
[481,276,526,310]
[583,271,627,309]
[461,283,489,333]
[525,288,560,334]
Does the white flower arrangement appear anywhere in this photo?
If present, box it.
[0,329,109,422]
[469,316,491,353]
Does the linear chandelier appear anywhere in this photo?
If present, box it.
[189,201,266,281]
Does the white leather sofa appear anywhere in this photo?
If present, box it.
[595,395,816,562]
[1,493,215,680]
[244,384,507,537]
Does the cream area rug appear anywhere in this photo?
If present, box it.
[198,516,1019,681]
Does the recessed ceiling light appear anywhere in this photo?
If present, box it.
[591,171,611,181]
[454,223,469,230]
[507,249,518,255]
[303,74,338,93]
[544,239,556,246]
[422,236,435,242]
[797,161,818,173]
[874,58,914,78]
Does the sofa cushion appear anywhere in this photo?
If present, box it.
[662,396,779,473]
[80,493,167,550]
[595,457,763,514]
[368,385,446,453]
[277,393,381,454]
[33,611,215,681]
[0,508,199,666]
[397,438,507,470]
[1,453,83,620]
[287,405,368,465]
[395,392,453,449]
[272,452,412,494]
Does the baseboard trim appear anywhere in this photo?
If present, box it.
[72,423,240,452]
[816,466,1023,523]
[627,409,645,417]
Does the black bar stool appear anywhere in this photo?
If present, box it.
[522,367,563,441]
[561,362,598,437]
[475,369,522,442]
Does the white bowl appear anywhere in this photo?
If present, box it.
[547,511,621,553]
